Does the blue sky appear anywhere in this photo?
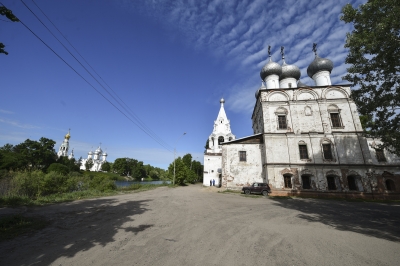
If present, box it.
[0,0,365,169]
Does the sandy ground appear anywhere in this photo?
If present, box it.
[1,184,400,266]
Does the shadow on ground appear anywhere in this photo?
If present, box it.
[269,197,400,242]
[0,197,152,265]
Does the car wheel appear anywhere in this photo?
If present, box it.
[262,190,268,196]
[245,189,250,195]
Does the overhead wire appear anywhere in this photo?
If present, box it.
[4,0,174,153]
[14,0,174,153]
[29,0,172,151]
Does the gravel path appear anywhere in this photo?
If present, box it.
[1,184,399,266]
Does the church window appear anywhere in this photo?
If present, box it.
[330,113,341,127]
[278,115,287,129]
[298,143,309,159]
[375,149,386,162]
[301,175,311,189]
[239,151,246,162]
[218,136,224,145]
[283,174,292,188]
[347,176,358,191]
[322,143,333,160]
[385,179,396,191]
[327,176,337,190]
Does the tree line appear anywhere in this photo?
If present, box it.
[0,137,203,184]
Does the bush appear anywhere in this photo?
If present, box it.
[89,175,116,192]
[47,163,69,175]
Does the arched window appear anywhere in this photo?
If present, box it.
[347,176,358,191]
[229,137,232,141]
[275,107,288,130]
[386,179,396,191]
[218,136,224,145]
[322,139,333,160]
[283,174,292,188]
[327,105,343,128]
[298,141,309,160]
[301,175,311,189]
[327,175,337,190]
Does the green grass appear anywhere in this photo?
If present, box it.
[0,183,169,207]
[0,214,49,241]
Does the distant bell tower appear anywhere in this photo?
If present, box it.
[57,129,71,158]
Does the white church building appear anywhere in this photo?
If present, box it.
[80,146,108,172]
[205,45,400,200]
[203,98,235,187]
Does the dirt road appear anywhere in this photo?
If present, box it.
[1,184,400,266]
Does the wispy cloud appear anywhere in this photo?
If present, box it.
[0,118,40,129]
[120,0,363,112]
[0,109,14,114]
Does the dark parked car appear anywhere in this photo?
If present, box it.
[242,183,271,196]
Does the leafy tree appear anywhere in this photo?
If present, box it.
[85,158,94,171]
[168,157,189,185]
[2,138,57,171]
[0,5,20,55]
[182,154,192,169]
[113,158,129,175]
[341,0,400,155]
[101,161,111,172]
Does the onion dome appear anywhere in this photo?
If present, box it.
[102,152,108,157]
[280,61,301,80]
[260,57,282,81]
[88,151,93,155]
[65,130,71,140]
[95,147,102,154]
[307,55,333,78]
[220,98,225,104]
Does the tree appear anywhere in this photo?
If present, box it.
[0,5,20,55]
[85,158,94,171]
[101,161,111,172]
[182,154,192,169]
[168,157,189,185]
[341,0,400,155]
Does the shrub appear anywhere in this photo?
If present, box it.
[47,163,69,175]
[89,176,116,192]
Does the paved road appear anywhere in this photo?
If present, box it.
[1,184,400,265]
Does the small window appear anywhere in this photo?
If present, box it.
[239,151,246,162]
[348,176,358,191]
[330,113,341,127]
[322,143,333,160]
[299,145,309,159]
[302,175,311,189]
[376,149,386,162]
[386,179,396,191]
[218,136,224,145]
[278,115,287,129]
[284,175,292,188]
[327,176,336,190]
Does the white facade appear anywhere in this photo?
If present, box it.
[220,45,400,197]
[203,98,235,187]
[80,146,108,172]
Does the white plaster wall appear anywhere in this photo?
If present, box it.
[222,144,263,189]
[203,154,222,186]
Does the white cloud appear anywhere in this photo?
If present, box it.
[0,109,14,114]
[0,118,40,129]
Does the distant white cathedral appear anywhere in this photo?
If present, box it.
[80,146,108,172]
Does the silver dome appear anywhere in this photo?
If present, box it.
[280,62,301,80]
[307,55,333,78]
[260,58,282,81]
[220,98,225,104]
